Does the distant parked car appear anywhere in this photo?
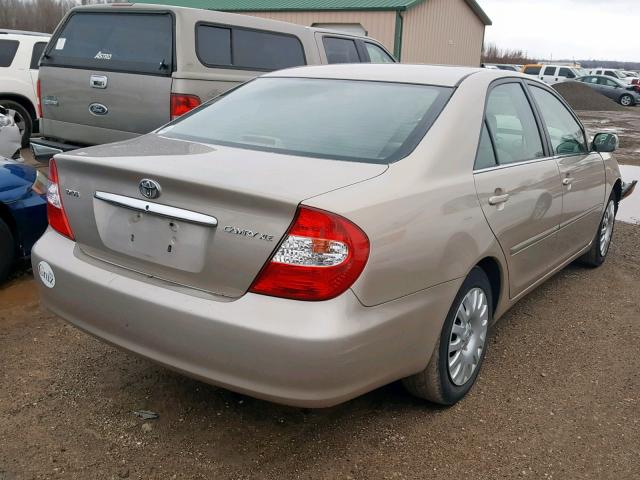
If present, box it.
[33,65,628,407]
[0,107,47,282]
[32,3,395,160]
[524,64,586,85]
[577,75,640,106]
[588,68,634,85]
[0,29,50,148]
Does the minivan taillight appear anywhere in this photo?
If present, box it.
[170,93,201,120]
[36,79,42,118]
[249,206,369,301]
[47,159,74,240]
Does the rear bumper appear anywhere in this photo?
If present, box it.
[30,137,82,163]
[31,229,459,407]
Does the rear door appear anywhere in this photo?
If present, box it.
[541,66,558,84]
[527,84,605,260]
[474,80,563,298]
[39,10,174,145]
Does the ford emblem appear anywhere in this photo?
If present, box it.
[139,179,161,199]
[89,103,108,116]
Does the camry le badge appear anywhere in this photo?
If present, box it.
[139,179,162,199]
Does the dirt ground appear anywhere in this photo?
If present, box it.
[1,109,639,480]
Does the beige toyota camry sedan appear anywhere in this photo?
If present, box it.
[32,64,630,407]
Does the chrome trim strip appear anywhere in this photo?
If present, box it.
[558,204,603,230]
[94,191,218,227]
[473,155,557,174]
[511,225,558,256]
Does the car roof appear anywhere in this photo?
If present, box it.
[0,29,50,38]
[264,63,527,87]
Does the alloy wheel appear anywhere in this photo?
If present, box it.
[447,287,489,386]
[599,200,615,257]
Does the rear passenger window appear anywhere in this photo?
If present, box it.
[196,25,305,71]
[530,86,587,155]
[30,41,47,70]
[365,43,394,63]
[543,66,556,76]
[0,40,19,67]
[524,66,541,75]
[475,123,497,170]
[323,37,361,64]
[196,25,231,66]
[485,83,544,165]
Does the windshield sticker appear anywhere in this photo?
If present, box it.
[55,38,66,50]
[94,51,112,60]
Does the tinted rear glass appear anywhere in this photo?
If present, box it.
[158,78,452,164]
[0,40,19,67]
[196,25,305,71]
[323,37,361,64]
[30,41,47,69]
[524,66,541,75]
[42,12,173,75]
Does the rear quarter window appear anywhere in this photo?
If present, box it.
[0,40,19,67]
[196,24,305,71]
[42,12,173,75]
[30,41,48,70]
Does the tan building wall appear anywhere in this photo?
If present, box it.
[402,0,484,66]
[241,10,397,54]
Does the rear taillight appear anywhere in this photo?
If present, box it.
[249,206,369,301]
[170,93,201,120]
[36,79,42,118]
[47,159,74,240]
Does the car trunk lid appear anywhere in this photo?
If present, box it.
[54,134,387,298]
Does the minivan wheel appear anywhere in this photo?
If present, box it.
[581,196,616,267]
[0,218,15,284]
[402,267,492,405]
[0,100,32,149]
[619,94,634,107]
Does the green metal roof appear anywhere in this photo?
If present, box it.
[133,0,491,24]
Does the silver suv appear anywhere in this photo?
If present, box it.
[31,3,395,159]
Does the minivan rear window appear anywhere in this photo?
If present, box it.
[42,12,173,75]
[158,78,452,164]
[0,40,19,67]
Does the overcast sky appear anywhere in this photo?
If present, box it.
[479,0,636,61]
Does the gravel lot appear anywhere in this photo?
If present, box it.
[1,109,639,480]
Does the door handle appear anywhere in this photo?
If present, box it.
[488,193,510,206]
[562,177,574,186]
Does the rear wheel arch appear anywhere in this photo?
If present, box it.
[475,257,502,316]
[0,93,37,121]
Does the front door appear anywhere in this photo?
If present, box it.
[474,81,564,298]
[528,85,606,260]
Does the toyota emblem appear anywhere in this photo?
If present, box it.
[139,179,161,199]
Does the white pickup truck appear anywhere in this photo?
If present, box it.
[0,30,50,147]
[523,64,586,85]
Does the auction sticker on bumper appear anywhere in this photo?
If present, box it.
[38,261,55,288]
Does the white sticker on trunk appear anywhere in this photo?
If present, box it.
[38,261,55,288]
[55,38,66,50]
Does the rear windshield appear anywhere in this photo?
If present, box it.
[158,78,452,164]
[42,12,173,75]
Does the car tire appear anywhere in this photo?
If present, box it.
[402,266,492,405]
[0,100,32,149]
[0,217,15,284]
[619,94,634,107]
[580,195,616,268]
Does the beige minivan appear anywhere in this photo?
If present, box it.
[31,3,395,159]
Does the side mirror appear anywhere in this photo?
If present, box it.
[592,132,619,153]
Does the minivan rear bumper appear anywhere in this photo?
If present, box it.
[32,229,458,407]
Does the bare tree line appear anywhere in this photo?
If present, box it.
[0,0,110,33]
[482,43,535,65]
